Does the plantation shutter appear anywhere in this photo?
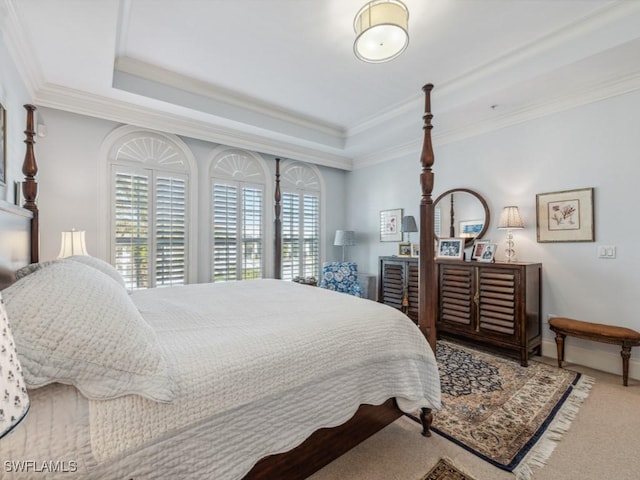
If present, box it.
[212,182,264,281]
[155,175,187,286]
[113,169,187,289]
[114,171,150,290]
[281,191,319,280]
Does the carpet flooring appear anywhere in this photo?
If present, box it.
[410,341,594,479]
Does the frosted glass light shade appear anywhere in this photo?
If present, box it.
[354,0,409,63]
[58,230,89,258]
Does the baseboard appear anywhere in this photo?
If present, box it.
[540,338,640,381]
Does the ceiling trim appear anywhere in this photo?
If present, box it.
[352,67,640,169]
[34,84,354,171]
[0,0,43,98]
[115,56,347,139]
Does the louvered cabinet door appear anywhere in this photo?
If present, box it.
[378,256,420,324]
[380,262,404,310]
[406,262,420,323]
[438,263,475,332]
[436,260,542,367]
[477,268,519,338]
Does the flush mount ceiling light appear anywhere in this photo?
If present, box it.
[353,0,409,63]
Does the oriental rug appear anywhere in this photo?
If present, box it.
[410,341,594,480]
[420,458,477,480]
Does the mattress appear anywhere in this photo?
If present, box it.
[2,279,440,479]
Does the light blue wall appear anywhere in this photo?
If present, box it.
[346,89,640,374]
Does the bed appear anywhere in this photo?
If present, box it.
[0,86,440,479]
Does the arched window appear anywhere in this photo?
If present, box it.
[280,161,324,280]
[104,127,196,289]
[210,148,269,281]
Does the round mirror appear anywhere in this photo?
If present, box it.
[434,188,490,248]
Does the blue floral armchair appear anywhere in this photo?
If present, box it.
[319,262,362,297]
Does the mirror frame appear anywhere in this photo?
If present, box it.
[434,188,490,248]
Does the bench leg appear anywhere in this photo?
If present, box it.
[554,331,566,368]
[621,346,631,387]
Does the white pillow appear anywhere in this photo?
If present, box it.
[2,261,174,403]
[66,255,127,289]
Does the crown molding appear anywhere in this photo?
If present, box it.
[34,84,354,170]
[0,0,43,98]
[115,56,346,140]
[352,68,640,169]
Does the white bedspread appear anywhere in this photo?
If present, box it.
[3,279,440,479]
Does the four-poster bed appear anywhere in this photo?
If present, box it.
[0,85,438,480]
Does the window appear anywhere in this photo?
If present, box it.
[107,130,194,289]
[280,162,323,281]
[211,149,268,281]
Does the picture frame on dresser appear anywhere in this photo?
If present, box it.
[477,243,497,262]
[471,241,490,260]
[398,242,412,257]
[436,238,464,260]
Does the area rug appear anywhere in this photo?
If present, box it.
[409,341,594,480]
[420,458,477,480]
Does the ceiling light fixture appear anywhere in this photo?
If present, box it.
[353,0,409,63]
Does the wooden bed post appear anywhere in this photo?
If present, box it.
[274,158,282,279]
[22,104,39,264]
[418,84,437,352]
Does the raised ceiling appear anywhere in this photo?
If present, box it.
[3,0,640,169]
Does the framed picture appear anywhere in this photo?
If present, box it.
[398,242,412,256]
[477,243,497,262]
[436,238,464,260]
[536,188,594,242]
[471,241,490,260]
[411,243,420,257]
[380,208,403,242]
[0,102,6,186]
[459,219,484,238]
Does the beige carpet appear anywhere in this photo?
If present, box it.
[309,358,640,480]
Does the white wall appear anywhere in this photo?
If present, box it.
[347,89,640,379]
[31,107,347,279]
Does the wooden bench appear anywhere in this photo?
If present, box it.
[549,317,640,386]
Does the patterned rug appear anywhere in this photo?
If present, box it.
[410,341,594,480]
[421,458,476,480]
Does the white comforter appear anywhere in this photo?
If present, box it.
[3,279,440,479]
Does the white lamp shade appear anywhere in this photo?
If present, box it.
[58,230,89,258]
[354,0,409,63]
[0,292,30,439]
[498,206,524,229]
[334,230,356,247]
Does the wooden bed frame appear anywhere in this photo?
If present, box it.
[2,85,437,479]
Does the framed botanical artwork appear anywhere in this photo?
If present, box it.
[380,208,403,242]
[436,238,464,260]
[471,241,490,260]
[536,188,594,242]
[398,242,412,256]
[411,243,420,257]
[0,102,6,186]
[477,243,497,262]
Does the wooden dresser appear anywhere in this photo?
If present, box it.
[378,256,419,324]
[436,259,542,366]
